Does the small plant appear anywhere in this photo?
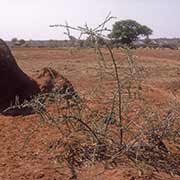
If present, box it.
[15,13,180,179]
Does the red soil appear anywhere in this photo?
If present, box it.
[0,47,180,179]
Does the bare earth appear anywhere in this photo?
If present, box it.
[0,47,180,180]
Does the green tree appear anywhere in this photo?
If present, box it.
[109,20,153,45]
[11,38,18,43]
[19,39,26,45]
[140,25,153,39]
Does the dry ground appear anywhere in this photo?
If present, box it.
[0,47,180,180]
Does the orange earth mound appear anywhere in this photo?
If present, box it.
[0,46,180,179]
[0,39,77,116]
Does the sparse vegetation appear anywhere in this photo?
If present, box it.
[1,12,180,180]
[3,14,178,179]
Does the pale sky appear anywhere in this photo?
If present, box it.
[0,0,179,40]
